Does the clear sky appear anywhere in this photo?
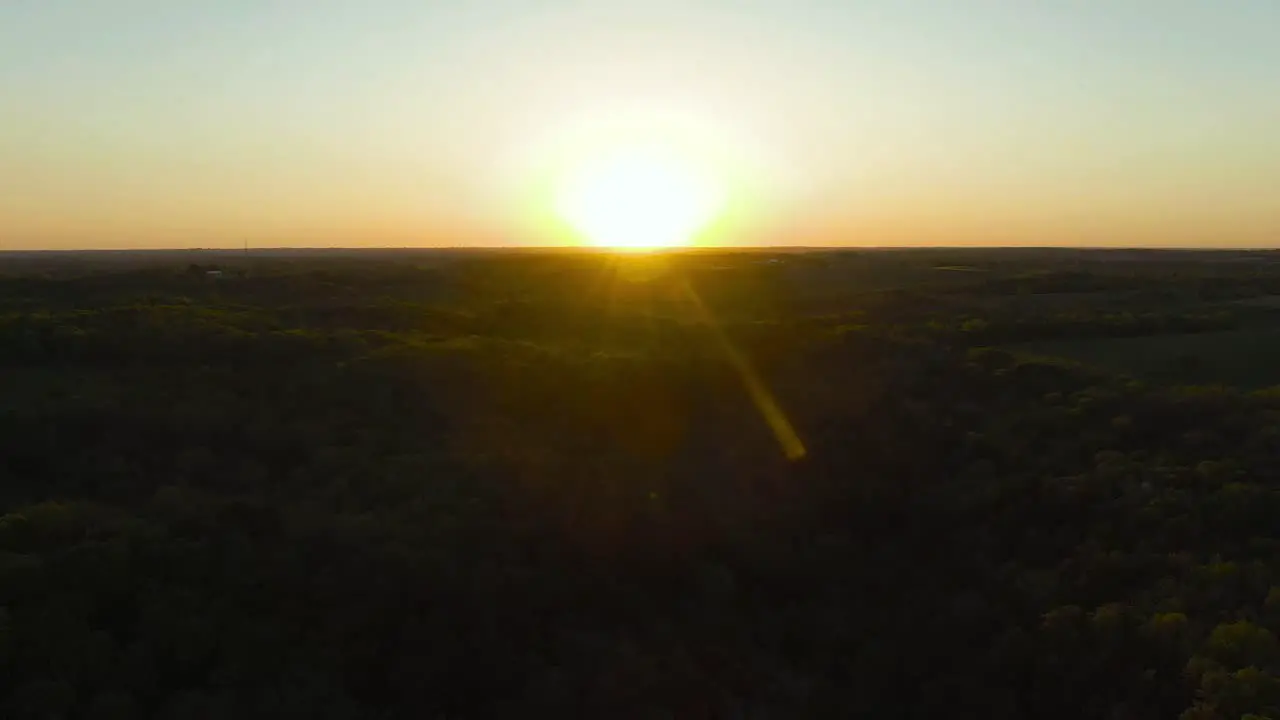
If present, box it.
[2,1,1277,249]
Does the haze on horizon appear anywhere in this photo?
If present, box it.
[2,1,1277,251]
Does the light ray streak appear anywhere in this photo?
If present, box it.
[677,277,806,461]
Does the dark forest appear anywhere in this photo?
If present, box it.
[4,248,1280,718]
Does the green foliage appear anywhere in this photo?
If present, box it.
[3,249,1280,717]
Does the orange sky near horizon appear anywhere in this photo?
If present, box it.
[2,2,1277,250]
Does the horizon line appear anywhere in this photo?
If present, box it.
[1,245,1279,255]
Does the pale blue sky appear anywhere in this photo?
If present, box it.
[2,1,1277,248]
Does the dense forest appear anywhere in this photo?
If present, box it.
[5,247,1280,718]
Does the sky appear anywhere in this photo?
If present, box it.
[2,1,1277,249]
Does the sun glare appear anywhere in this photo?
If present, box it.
[556,145,726,251]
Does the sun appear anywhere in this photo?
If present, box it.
[555,145,726,251]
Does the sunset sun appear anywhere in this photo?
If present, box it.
[555,145,726,251]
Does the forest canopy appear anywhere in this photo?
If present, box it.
[4,248,1280,718]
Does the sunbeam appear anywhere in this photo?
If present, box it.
[677,277,806,461]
